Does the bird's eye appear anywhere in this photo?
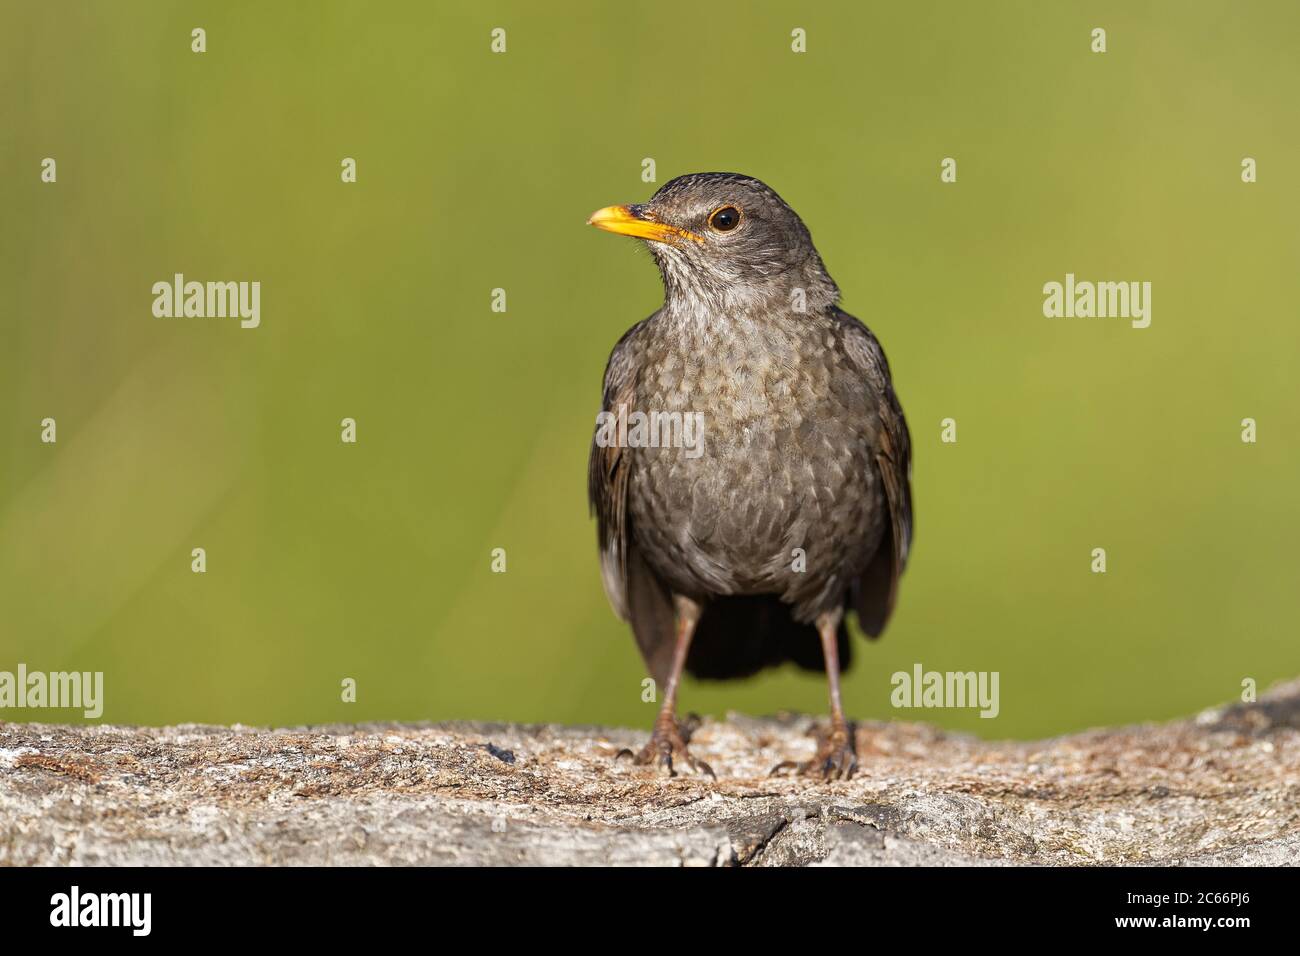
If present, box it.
[708,206,742,232]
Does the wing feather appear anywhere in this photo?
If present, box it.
[834,309,913,636]
[587,316,678,683]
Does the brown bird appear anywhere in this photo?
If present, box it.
[587,173,912,779]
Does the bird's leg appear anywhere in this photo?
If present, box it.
[617,596,714,778]
[771,609,858,780]
[813,609,858,779]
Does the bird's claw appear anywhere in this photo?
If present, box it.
[616,718,715,779]
[770,726,857,781]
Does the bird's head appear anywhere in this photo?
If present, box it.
[588,172,839,317]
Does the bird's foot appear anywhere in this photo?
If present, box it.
[616,714,715,779]
[770,723,857,781]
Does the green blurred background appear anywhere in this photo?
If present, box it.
[2,1,1296,737]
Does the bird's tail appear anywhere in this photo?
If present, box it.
[685,594,851,680]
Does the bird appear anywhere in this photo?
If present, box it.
[586,172,912,780]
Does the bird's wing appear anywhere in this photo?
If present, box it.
[587,321,640,621]
[587,316,679,684]
[835,309,913,637]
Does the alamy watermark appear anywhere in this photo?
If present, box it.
[0,664,103,718]
[50,886,150,936]
[595,404,705,459]
[1043,273,1151,329]
[891,663,999,718]
[152,273,260,329]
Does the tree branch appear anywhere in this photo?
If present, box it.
[3,680,1298,866]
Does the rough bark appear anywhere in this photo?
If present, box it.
[2,680,1298,866]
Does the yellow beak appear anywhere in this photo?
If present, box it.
[587,205,703,244]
